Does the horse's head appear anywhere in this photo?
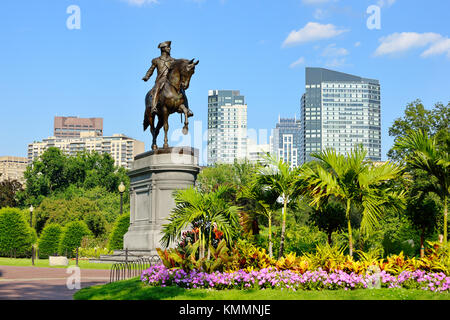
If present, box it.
[180,58,199,90]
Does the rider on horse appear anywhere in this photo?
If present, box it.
[142,41,192,117]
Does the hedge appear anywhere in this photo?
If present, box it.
[58,221,91,257]
[0,207,34,257]
[38,223,63,258]
[108,213,130,251]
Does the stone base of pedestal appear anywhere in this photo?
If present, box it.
[123,147,200,253]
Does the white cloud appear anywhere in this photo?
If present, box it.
[421,37,450,58]
[289,57,305,68]
[354,41,361,47]
[121,0,158,6]
[325,58,346,68]
[377,0,396,8]
[282,22,348,47]
[374,32,442,56]
[313,8,327,20]
[322,43,349,57]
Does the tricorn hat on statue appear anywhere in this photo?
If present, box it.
[158,41,171,49]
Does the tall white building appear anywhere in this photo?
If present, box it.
[0,156,28,183]
[271,117,302,169]
[27,132,145,170]
[207,90,248,165]
[246,138,270,163]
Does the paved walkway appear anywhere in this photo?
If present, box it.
[0,265,110,300]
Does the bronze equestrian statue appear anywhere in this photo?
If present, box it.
[142,41,198,150]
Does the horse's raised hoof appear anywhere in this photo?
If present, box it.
[187,110,193,117]
[182,126,189,135]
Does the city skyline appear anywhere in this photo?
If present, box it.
[1,1,449,164]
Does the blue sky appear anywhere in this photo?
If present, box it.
[1,0,449,165]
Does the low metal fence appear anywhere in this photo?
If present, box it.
[109,255,160,283]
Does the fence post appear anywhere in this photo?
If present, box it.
[31,246,35,266]
[76,247,79,267]
[125,248,128,263]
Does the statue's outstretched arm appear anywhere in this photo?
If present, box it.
[142,60,156,81]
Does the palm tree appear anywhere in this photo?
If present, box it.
[161,185,240,259]
[301,145,404,257]
[257,154,303,259]
[394,129,449,244]
[238,179,281,258]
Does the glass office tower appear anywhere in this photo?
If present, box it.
[300,68,381,163]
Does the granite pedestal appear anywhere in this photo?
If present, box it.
[123,147,200,255]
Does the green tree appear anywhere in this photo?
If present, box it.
[33,197,99,235]
[394,130,449,244]
[108,213,130,251]
[197,159,258,196]
[238,179,281,257]
[58,221,91,257]
[84,211,107,238]
[0,207,34,257]
[38,223,63,258]
[388,100,449,161]
[23,148,130,206]
[257,154,303,259]
[302,146,405,257]
[161,186,240,259]
[308,198,346,245]
[0,179,23,208]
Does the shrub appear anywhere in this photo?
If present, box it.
[84,212,107,238]
[0,207,34,257]
[78,247,112,258]
[38,224,63,258]
[59,221,91,257]
[108,213,130,251]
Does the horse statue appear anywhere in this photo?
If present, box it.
[143,58,199,150]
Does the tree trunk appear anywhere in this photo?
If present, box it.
[268,212,273,258]
[207,227,212,260]
[444,195,448,245]
[420,228,425,258]
[346,199,353,257]
[278,202,287,260]
[327,232,332,245]
[199,228,204,259]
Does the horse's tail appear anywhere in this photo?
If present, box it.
[143,91,152,131]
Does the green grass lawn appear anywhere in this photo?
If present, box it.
[73,277,450,300]
[0,257,112,270]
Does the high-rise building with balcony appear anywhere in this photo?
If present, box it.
[0,156,28,183]
[207,90,247,165]
[300,67,381,163]
[27,133,144,170]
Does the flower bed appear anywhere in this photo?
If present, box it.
[141,264,450,293]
